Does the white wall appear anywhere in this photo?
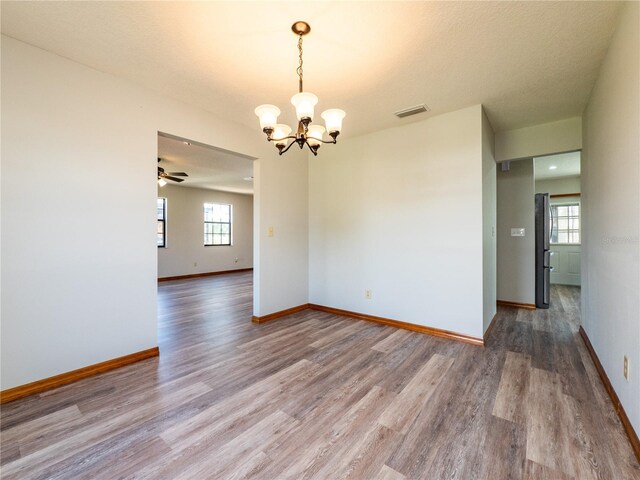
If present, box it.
[309,105,485,339]
[497,159,535,304]
[2,36,156,390]
[495,117,582,162]
[255,147,309,315]
[581,2,639,434]
[482,110,497,332]
[1,36,309,390]
[157,185,253,278]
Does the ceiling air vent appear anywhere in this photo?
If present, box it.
[394,104,430,118]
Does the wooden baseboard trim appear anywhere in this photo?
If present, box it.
[579,327,640,462]
[550,192,581,198]
[158,268,253,282]
[252,302,484,346]
[0,347,160,404]
[484,312,499,343]
[308,304,484,346]
[252,304,310,324]
[496,300,537,310]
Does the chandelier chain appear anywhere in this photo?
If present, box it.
[297,35,304,92]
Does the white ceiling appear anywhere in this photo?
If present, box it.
[158,133,254,194]
[534,151,581,180]
[1,1,623,139]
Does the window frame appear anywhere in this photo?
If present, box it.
[204,202,232,247]
[157,197,167,248]
[551,201,580,245]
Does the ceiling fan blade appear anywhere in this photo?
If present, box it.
[165,175,185,183]
[168,172,188,176]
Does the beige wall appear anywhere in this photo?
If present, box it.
[581,2,639,434]
[255,147,309,317]
[497,159,535,304]
[157,185,253,278]
[482,109,497,332]
[535,176,581,196]
[309,105,486,339]
[1,35,309,390]
[495,117,581,162]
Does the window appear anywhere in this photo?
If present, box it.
[204,203,231,246]
[551,203,580,244]
[157,198,167,247]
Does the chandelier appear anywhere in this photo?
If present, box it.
[254,21,346,156]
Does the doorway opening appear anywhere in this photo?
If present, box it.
[496,151,581,311]
[155,132,255,340]
[156,132,255,280]
[534,152,582,286]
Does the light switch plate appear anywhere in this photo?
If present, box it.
[624,355,629,381]
[511,228,525,237]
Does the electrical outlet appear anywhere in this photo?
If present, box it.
[624,356,629,381]
[193,262,197,267]
[365,289,372,299]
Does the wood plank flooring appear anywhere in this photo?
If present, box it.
[1,275,639,479]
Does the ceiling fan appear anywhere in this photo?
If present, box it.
[157,158,188,186]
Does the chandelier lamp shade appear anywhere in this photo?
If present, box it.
[254,21,346,156]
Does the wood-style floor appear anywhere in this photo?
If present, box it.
[1,272,639,479]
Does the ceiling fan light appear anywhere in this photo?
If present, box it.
[158,178,167,187]
[291,92,318,121]
[321,109,346,134]
[254,104,281,130]
[307,124,325,147]
[273,124,292,147]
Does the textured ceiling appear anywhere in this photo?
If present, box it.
[534,152,581,180]
[158,134,254,194]
[1,1,623,138]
